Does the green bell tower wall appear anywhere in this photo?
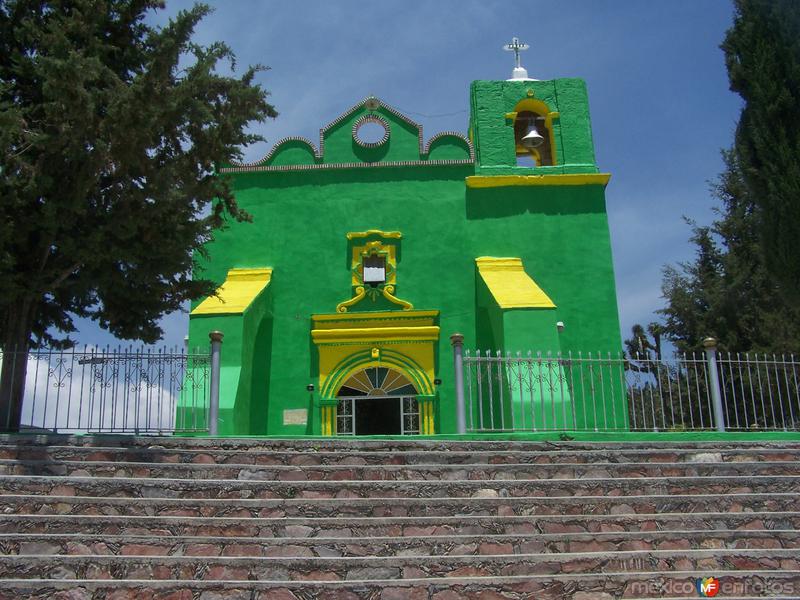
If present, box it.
[470,78,598,175]
[185,78,624,436]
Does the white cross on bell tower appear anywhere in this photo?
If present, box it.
[503,36,536,81]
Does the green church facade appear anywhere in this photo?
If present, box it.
[184,75,624,437]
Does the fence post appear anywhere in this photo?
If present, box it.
[208,331,224,436]
[703,337,726,432]
[450,333,466,434]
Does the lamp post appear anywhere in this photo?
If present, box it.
[451,333,466,434]
[703,337,726,432]
[208,331,223,436]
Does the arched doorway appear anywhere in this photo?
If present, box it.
[335,367,420,435]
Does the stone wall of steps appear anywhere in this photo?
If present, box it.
[0,435,798,599]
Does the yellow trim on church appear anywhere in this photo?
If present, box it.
[345,230,402,240]
[476,257,556,309]
[466,173,611,188]
[321,405,336,436]
[420,398,435,435]
[510,97,561,166]
[312,326,440,344]
[312,309,439,403]
[190,268,273,315]
[313,310,439,324]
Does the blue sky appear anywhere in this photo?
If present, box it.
[75,1,742,349]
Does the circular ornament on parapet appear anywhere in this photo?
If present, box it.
[352,114,390,148]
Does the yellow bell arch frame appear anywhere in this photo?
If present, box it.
[511,97,560,166]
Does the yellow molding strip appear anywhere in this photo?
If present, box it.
[191,268,273,316]
[312,310,439,323]
[466,173,611,189]
[476,257,555,309]
[345,230,402,240]
[312,326,440,344]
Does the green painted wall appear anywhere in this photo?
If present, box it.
[187,284,273,436]
[185,79,624,436]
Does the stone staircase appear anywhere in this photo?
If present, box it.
[0,435,798,599]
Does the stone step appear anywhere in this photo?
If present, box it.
[2,458,797,480]
[1,473,798,499]
[3,433,800,454]
[1,548,797,581]
[2,529,795,558]
[2,511,795,538]
[1,571,798,600]
[3,442,800,466]
[2,435,798,598]
[0,491,795,519]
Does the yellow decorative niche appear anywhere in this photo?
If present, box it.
[337,230,412,313]
[476,257,555,309]
[191,268,273,315]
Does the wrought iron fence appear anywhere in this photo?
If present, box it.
[1,346,212,434]
[453,342,800,433]
[716,352,799,431]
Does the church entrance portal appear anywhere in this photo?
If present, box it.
[335,367,420,435]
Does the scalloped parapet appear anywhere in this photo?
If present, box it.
[221,96,474,174]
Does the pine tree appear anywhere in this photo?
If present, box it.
[0,0,277,431]
[658,0,800,355]
[722,0,800,302]
[660,150,800,354]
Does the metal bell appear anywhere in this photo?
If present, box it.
[521,124,545,148]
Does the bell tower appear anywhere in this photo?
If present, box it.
[465,39,625,429]
[470,37,599,174]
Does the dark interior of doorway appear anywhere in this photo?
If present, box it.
[355,397,401,435]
